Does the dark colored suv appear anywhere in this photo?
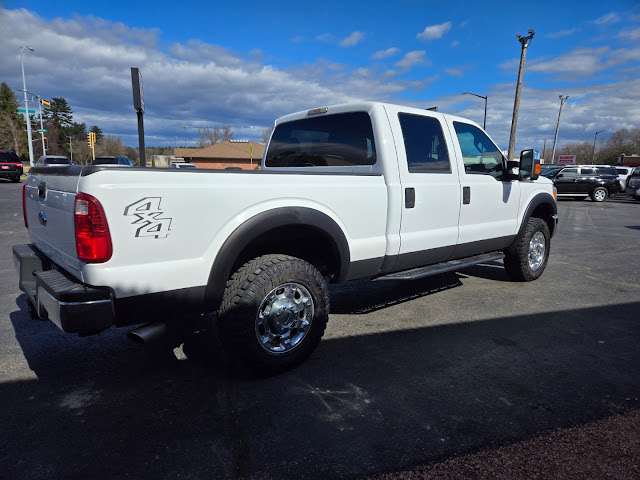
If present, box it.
[627,166,640,200]
[541,165,620,202]
[0,150,23,182]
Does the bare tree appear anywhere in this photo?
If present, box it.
[197,125,235,147]
[260,126,273,144]
[0,113,23,155]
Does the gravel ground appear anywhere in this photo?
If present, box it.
[370,409,640,479]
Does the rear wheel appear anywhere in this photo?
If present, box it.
[504,217,550,282]
[591,187,608,202]
[218,254,329,374]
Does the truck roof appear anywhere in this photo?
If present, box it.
[274,101,482,130]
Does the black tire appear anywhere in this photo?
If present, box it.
[591,187,608,202]
[218,254,329,374]
[11,176,20,183]
[503,217,550,282]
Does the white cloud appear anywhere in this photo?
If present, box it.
[372,47,400,60]
[445,68,463,77]
[340,31,365,47]
[547,28,577,38]
[417,21,452,40]
[594,12,621,25]
[395,51,427,70]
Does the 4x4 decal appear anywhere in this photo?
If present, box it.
[124,197,172,238]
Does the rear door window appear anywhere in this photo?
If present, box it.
[398,113,451,173]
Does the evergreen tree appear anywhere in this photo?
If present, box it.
[90,125,104,142]
[43,97,73,128]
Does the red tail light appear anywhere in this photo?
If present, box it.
[22,184,28,228]
[74,193,112,263]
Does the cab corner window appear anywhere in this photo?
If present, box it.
[453,122,505,178]
[398,113,451,173]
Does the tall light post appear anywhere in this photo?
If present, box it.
[182,125,188,146]
[550,95,569,164]
[463,92,487,130]
[592,130,604,164]
[19,45,35,166]
[507,29,535,161]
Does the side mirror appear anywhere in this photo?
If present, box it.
[519,149,540,181]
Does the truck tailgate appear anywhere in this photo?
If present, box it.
[24,166,83,279]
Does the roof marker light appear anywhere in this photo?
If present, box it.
[307,107,329,116]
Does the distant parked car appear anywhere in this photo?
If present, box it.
[169,162,197,169]
[36,155,72,166]
[91,156,135,167]
[627,167,640,200]
[615,166,636,191]
[0,150,23,182]
[541,164,620,202]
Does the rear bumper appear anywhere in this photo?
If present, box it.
[13,244,114,334]
[0,165,22,178]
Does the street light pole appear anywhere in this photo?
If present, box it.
[67,136,73,163]
[182,125,188,146]
[592,130,604,164]
[550,95,569,164]
[19,45,35,166]
[463,92,487,130]
[507,29,535,161]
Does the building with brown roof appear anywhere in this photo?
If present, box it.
[174,140,265,170]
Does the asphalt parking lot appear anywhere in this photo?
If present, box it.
[1,179,639,479]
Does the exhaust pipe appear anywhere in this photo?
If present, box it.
[128,322,168,344]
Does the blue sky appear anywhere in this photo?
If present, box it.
[1,1,639,154]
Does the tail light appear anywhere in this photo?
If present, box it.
[74,193,112,263]
[22,184,28,228]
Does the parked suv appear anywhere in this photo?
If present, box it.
[36,155,72,166]
[0,150,23,182]
[615,166,635,191]
[627,166,640,200]
[541,164,620,202]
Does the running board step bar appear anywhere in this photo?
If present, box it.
[375,251,505,281]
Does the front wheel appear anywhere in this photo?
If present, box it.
[218,254,329,374]
[503,217,551,282]
[591,187,608,202]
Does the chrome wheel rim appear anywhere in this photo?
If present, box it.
[528,231,546,271]
[594,189,606,201]
[256,283,314,354]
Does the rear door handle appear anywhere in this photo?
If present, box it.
[405,188,415,208]
[463,186,471,204]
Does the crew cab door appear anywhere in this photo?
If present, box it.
[385,106,461,270]
[446,120,520,253]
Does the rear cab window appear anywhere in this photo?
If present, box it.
[265,112,376,168]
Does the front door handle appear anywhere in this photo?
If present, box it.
[463,186,471,204]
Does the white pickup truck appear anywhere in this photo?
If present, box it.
[14,102,558,373]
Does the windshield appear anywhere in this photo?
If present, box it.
[43,157,70,165]
[541,168,562,178]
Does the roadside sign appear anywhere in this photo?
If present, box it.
[37,129,47,133]
[558,155,576,165]
[18,108,36,114]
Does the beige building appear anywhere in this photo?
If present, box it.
[174,140,265,170]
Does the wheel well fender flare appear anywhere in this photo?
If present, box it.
[519,192,558,238]
[203,207,350,310]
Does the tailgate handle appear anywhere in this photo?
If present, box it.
[38,181,46,200]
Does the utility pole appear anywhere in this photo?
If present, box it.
[67,135,73,163]
[591,130,604,164]
[182,125,188,146]
[550,95,569,164]
[507,29,535,161]
[19,45,35,166]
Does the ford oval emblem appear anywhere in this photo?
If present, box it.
[38,210,47,226]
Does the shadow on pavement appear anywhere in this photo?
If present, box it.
[2,293,640,479]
